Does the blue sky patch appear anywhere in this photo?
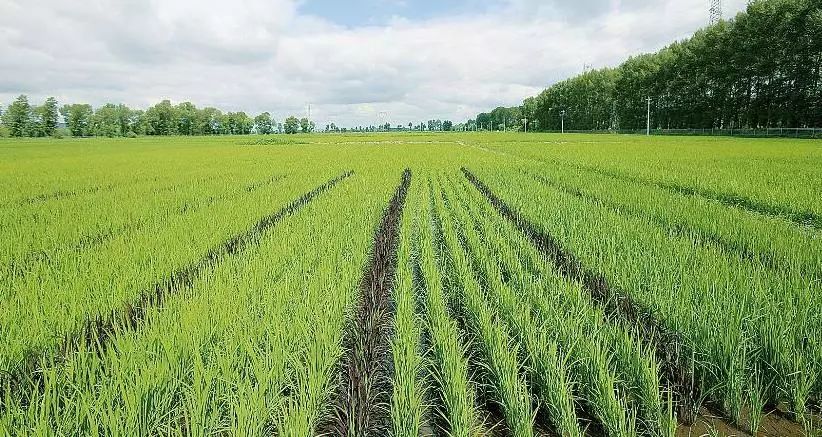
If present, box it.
[298,0,500,27]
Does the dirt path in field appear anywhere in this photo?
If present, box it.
[2,170,353,409]
[324,169,411,436]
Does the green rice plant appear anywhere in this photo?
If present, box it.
[0,168,346,390]
[0,133,817,435]
[416,178,480,437]
[0,166,394,435]
[447,172,666,436]
[470,163,820,423]
[522,162,821,282]
[746,363,768,434]
[605,324,676,435]
[0,145,295,280]
[390,177,426,437]
[433,175,535,437]
[439,177,580,436]
[474,134,822,224]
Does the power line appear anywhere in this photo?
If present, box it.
[709,0,722,25]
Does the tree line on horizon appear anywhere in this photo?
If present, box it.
[0,95,460,138]
[477,0,821,132]
[0,97,321,138]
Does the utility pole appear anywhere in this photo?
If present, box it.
[646,97,651,136]
[378,111,388,132]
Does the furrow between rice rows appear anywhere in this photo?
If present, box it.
[325,169,411,436]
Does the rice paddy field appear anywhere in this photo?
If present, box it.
[0,133,820,436]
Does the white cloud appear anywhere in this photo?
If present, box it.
[0,0,748,127]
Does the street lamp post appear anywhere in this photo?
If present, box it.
[550,107,566,134]
[560,110,566,134]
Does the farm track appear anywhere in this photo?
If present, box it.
[325,169,411,436]
[557,161,822,231]
[1,170,353,409]
[526,172,813,279]
[2,174,288,282]
[462,168,812,436]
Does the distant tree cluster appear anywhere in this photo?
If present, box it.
[0,95,60,137]
[0,97,316,138]
[322,120,454,133]
[476,107,523,131]
[404,120,453,132]
[480,0,822,130]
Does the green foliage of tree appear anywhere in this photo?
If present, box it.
[481,0,822,130]
[145,100,176,135]
[2,95,32,137]
[129,109,147,136]
[60,103,93,137]
[254,112,274,134]
[299,117,315,133]
[220,112,252,135]
[92,104,121,137]
[39,97,59,136]
[283,116,300,134]
[175,102,197,136]
[198,107,222,135]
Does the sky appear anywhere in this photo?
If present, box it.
[0,0,749,128]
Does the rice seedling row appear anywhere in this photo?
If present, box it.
[0,170,353,410]
[554,161,822,230]
[463,165,816,434]
[524,169,821,283]
[389,173,427,437]
[473,135,822,228]
[405,177,481,437]
[1,173,289,283]
[446,171,679,436]
[433,173,536,437]
[0,158,289,276]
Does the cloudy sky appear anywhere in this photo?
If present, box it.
[0,0,748,127]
